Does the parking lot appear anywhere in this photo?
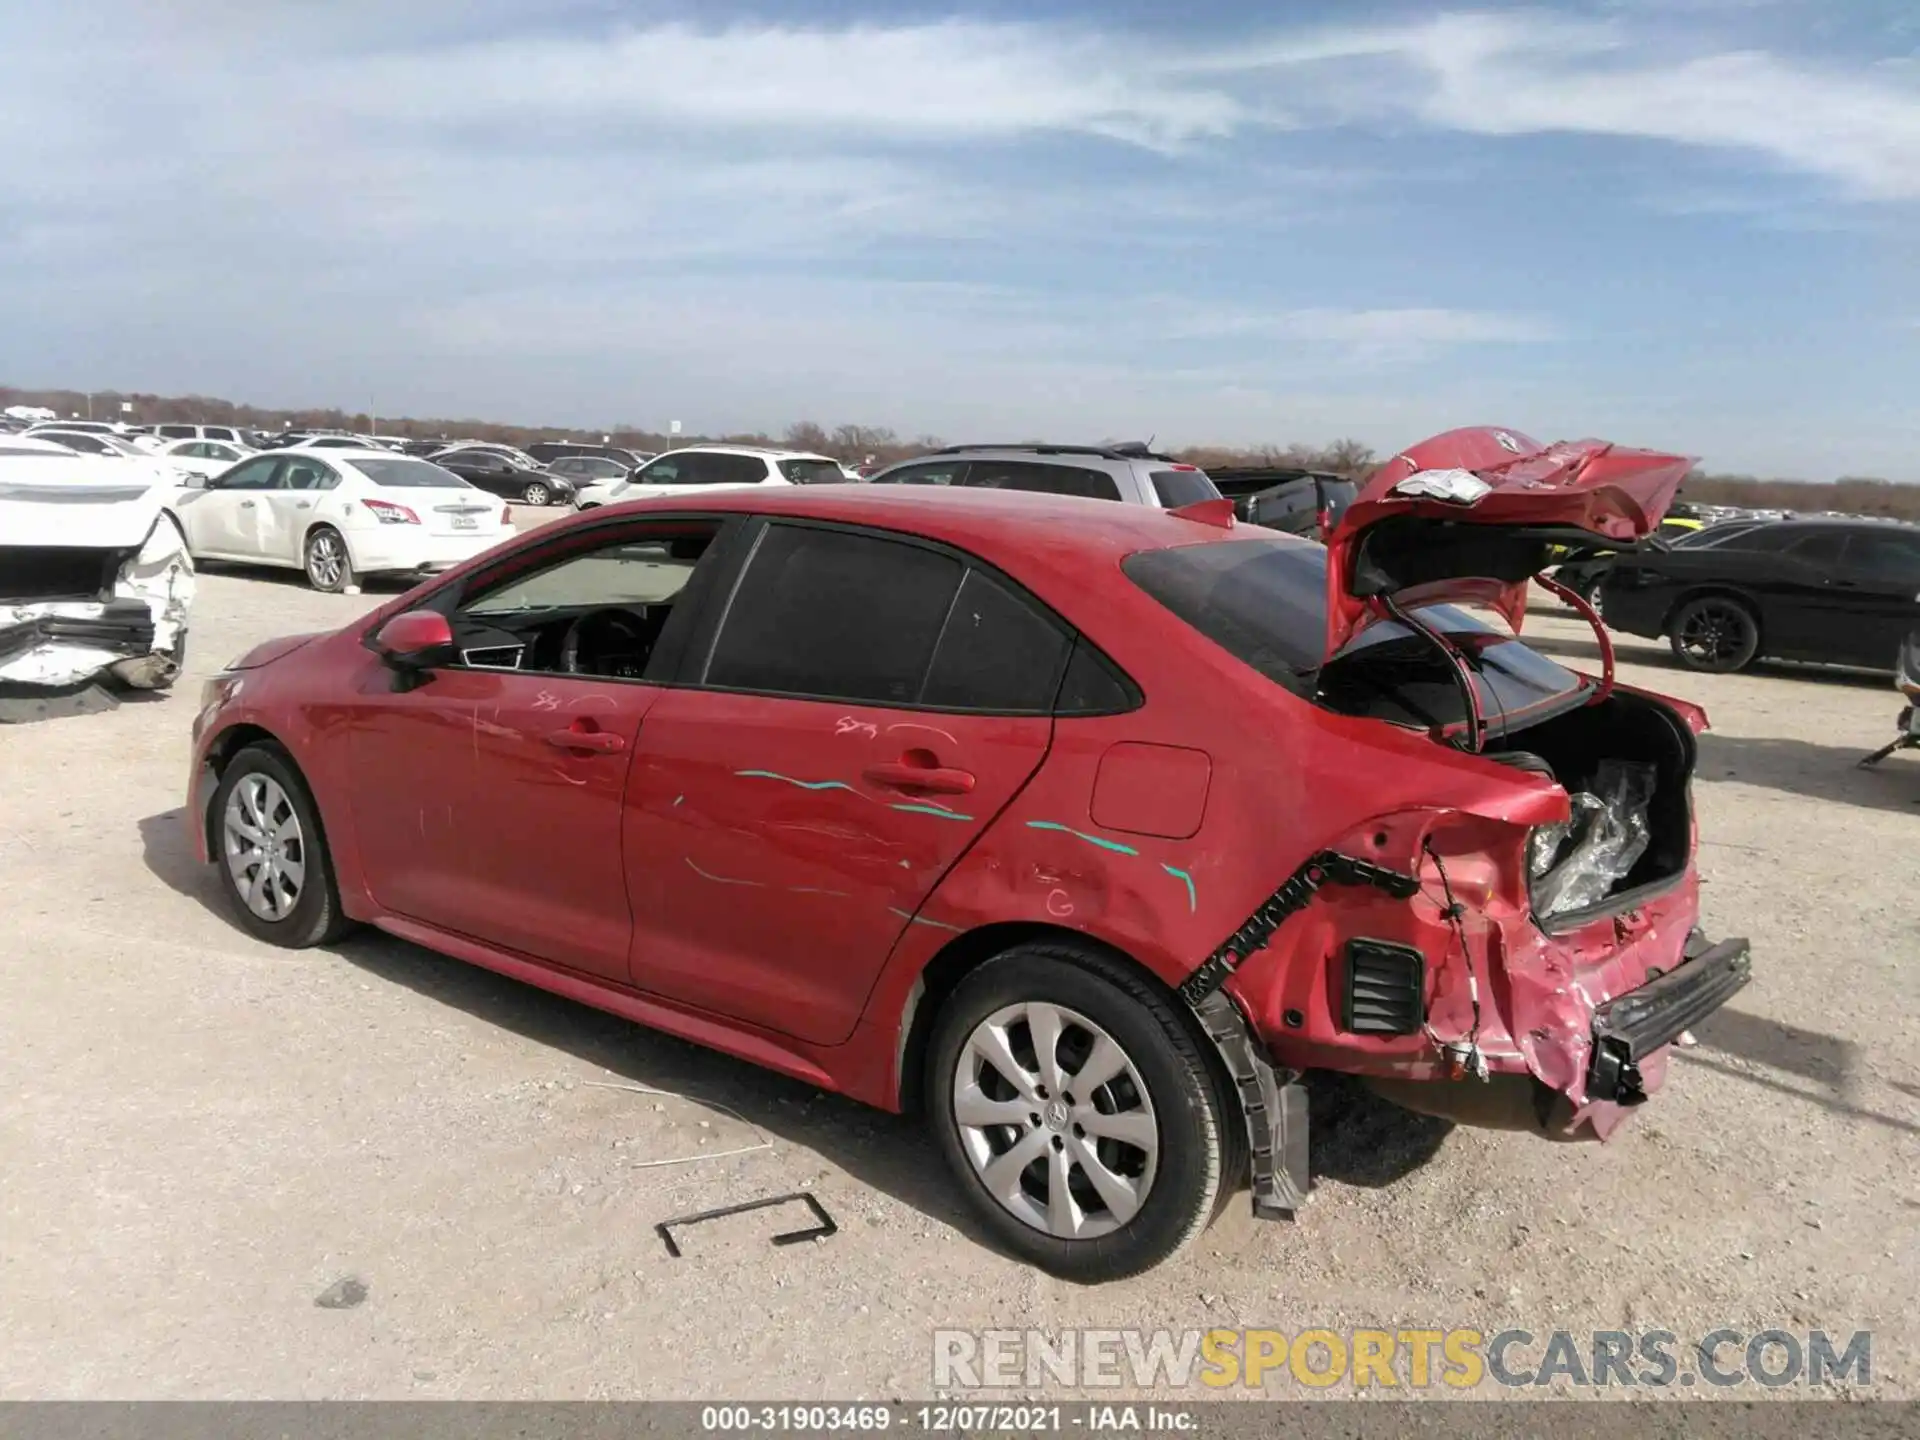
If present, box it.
[2,529,1917,1399]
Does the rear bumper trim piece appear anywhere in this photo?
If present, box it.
[1587,935,1752,1104]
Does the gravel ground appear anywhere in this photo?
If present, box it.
[2,531,1916,1400]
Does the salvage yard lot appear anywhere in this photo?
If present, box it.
[2,559,1917,1398]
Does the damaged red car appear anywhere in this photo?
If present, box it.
[186,426,1750,1282]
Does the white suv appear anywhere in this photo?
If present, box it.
[150,423,247,446]
[574,445,846,510]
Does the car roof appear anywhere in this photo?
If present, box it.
[596,479,1250,569]
[662,444,836,462]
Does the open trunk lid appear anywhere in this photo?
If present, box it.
[1324,427,1693,661]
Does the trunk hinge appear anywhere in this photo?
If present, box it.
[1535,570,1615,703]
[1381,593,1484,753]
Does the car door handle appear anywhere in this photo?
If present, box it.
[544,726,626,754]
[864,761,975,794]
[238,500,256,508]
[295,500,312,510]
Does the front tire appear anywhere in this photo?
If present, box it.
[521,481,551,507]
[926,941,1236,1282]
[303,526,354,593]
[210,744,353,948]
[1669,595,1759,673]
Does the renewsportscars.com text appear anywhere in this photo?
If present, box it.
[933,1327,1872,1392]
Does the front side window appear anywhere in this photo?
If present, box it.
[705,525,963,703]
[451,525,721,679]
[156,424,195,440]
[217,457,284,490]
[1783,530,1848,566]
[635,455,690,485]
[961,460,1123,502]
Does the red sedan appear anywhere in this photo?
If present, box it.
[187,426,1750,1282]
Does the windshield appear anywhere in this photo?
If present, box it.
[778,458,847,484]
[1124,536,1587,739]
[348,457,476,489]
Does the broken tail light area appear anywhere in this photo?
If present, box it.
[0,519,193,691]
[1210,808,1747,1142]
[362,499,421,525]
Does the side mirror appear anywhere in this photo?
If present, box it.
[371,609,454,669]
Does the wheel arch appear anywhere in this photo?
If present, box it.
[892,920,1230,1120]
[199,723,292,853]
[1661,584,1764,641]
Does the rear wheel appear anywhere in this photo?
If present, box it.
[521,480,551,507]
[211,744,353,948]
[303,526,353,593]
[1669,595,1758,672]
[926,941,1236,1282]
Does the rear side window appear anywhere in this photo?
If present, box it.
[921,569,1069,712]
[777,458,846,484]
[156,424,194,439]
[708,454,769,485]
[706,525,964,703]
[962,460,1122,502]
[1055,638,1138,715]
[1148,469,1220,508]
[873,460,967,486]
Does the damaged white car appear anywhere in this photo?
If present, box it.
[0,451,195,709]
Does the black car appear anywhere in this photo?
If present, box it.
[429,449,574,506]
[1553,516,1757,602]
[525,440,648,468]
[546,454,633,487]
[1598,518,1920,673]
[1205,468,1357,538]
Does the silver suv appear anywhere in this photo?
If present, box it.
[866,444,1222,509]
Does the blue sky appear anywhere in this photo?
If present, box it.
[2,2,1916,477]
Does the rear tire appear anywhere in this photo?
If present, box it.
[210,744,354,948]
[521,481,551,507]
[926,941,1236,1282]
[1668,595,1759,673]
[303,526,354,593]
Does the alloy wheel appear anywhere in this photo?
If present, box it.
[951,1001,1159,1239]
[523,483,550,506]
[222,773,306,921]
[306,532,345,590]
[1677,601,1750,667]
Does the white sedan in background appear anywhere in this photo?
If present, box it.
[163,449,512,592]
[158,438,254,481]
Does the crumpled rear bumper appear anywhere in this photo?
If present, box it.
[1587,934,1751,1105]
[0,520,193,692]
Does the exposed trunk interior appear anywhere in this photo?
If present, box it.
[1492,689,1696,925]
[0,546,119,603]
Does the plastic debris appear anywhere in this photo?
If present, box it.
[1529,760,1657,917]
